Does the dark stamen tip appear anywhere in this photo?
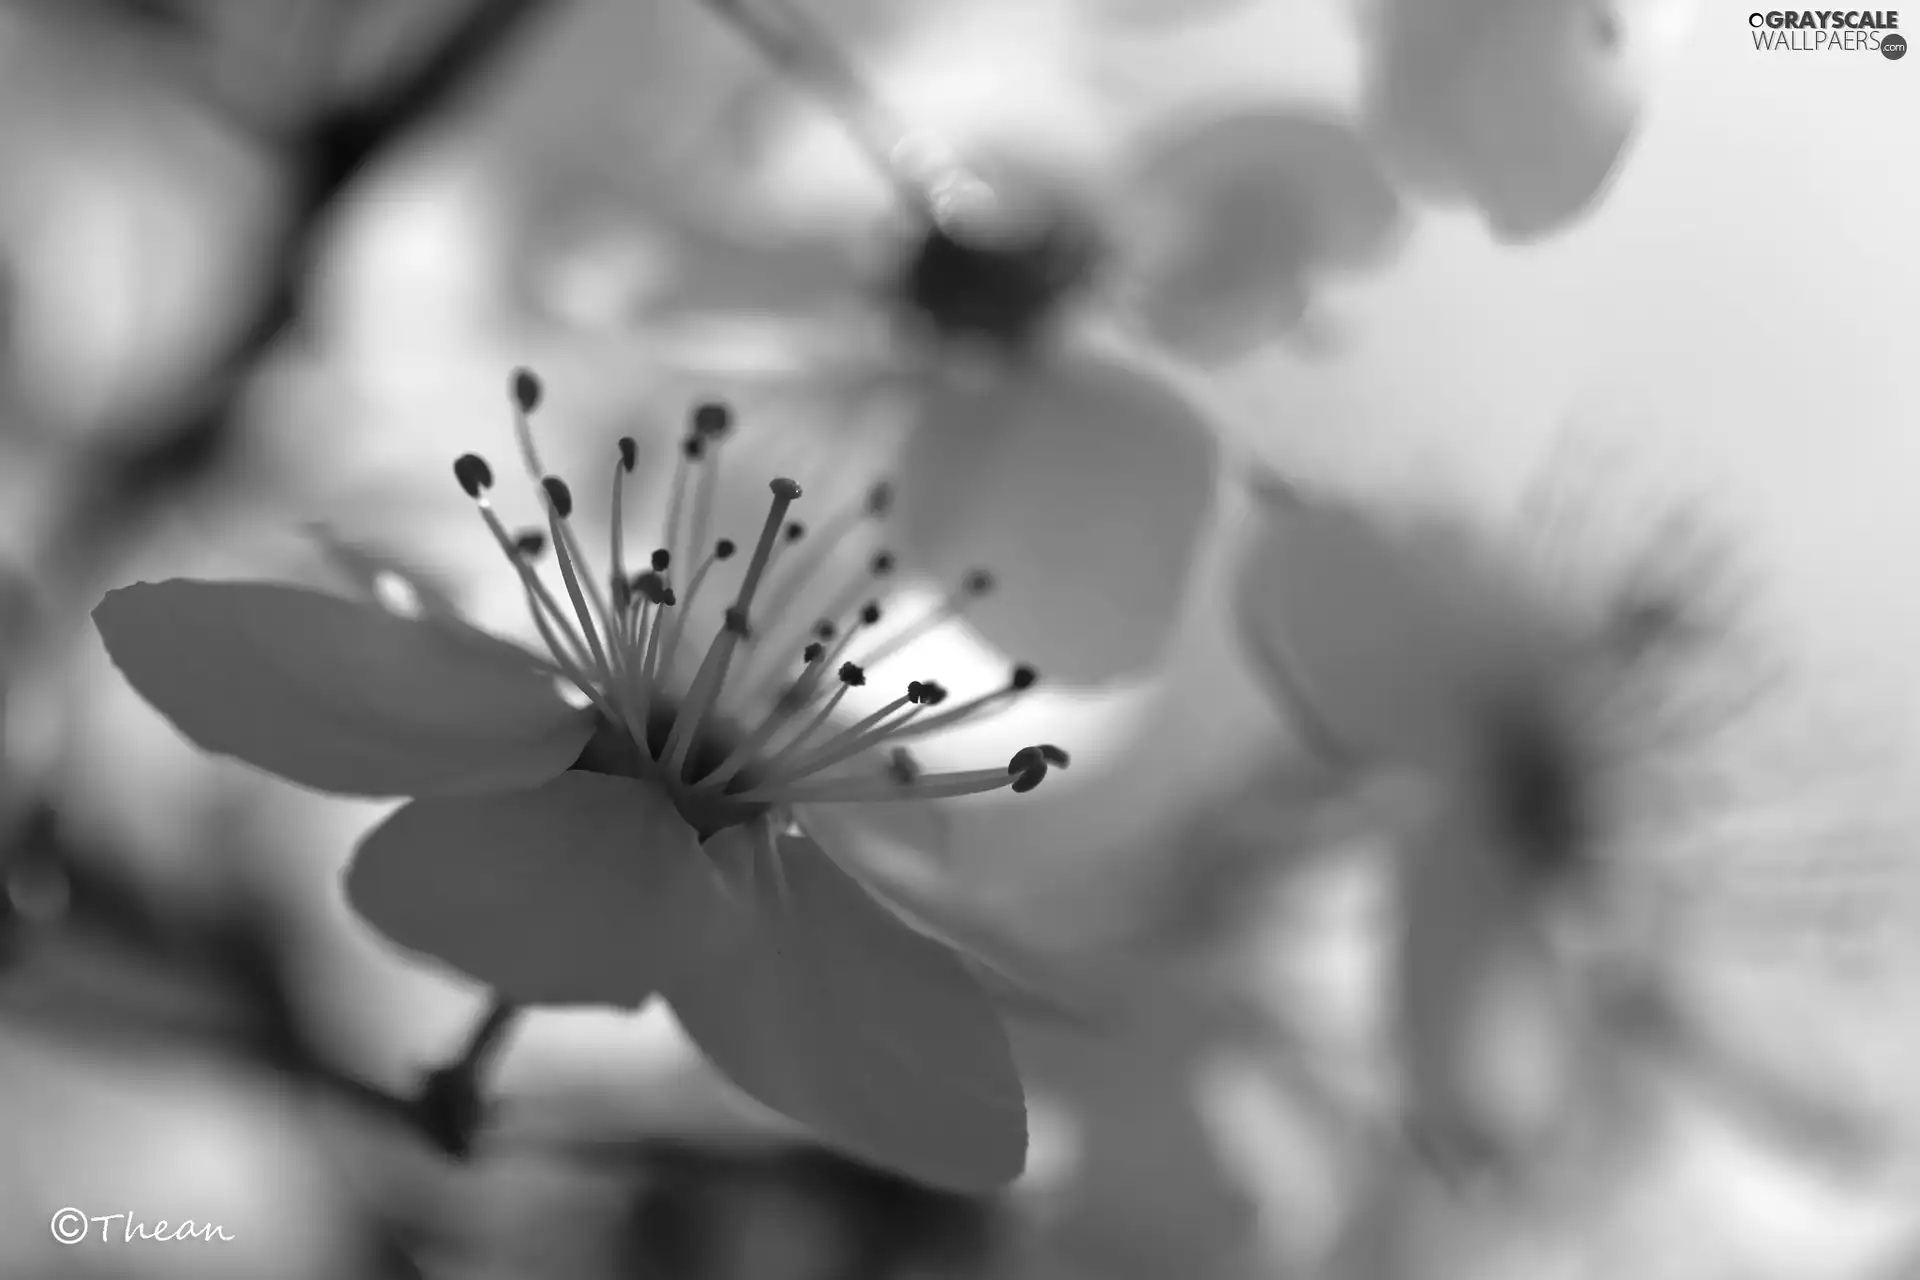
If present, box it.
[770,478,803,501]
[454,453,494,497]
[814,620,837,641]
[651,548,671,572]
[715,538,737,559]
[724,607,752,637]
[512,529,546,558]
[540,476,574,519]
[802,641,826,663]
[683,435,706,461]
[859,602,882,626]
[838,661,866,687]
[660,588,678,607]
[617,436,637,473]
[1010,664,1038,691]
[870,551,895,576]
[784,521,806,542]
[963,569,995,596]
[921,681,948,706]
[1039,744,1070,767]
[907,680,925,703]
[1007,746,1049,794]
[692,400,733,437]
[633,571,668,604]
[510,368,542,414]
[866,482,894,517]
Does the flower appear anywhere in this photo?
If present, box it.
[1226,443,1784,1176]
[91,367,1077,1193]
[516,0,1418,686]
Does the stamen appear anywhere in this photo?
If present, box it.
[733,742,1061,805]
[748,676,937,790]
[661,478,803,779]
[609,437,636,646]
[685,402,732,598]
[854,568,995,672]
[890,664,1037,739]
[699,643,828,789]
[748,662,867,785]
[512,529,546,559]
[456,459,612,716]
[539,474,618,694]
[750,478,893,652]
[659,537,737,686]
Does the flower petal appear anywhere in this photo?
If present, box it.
[1235,486,1557,765]
[93,579,595,797]
[894,348,1219,685]
[662,824,1026,1192]
[344,773,714,1008]
[1394,790,1596,1173]
[1365,0,1692,240]
[1120,106,1406,361]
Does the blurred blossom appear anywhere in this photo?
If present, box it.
[1362,0,1698,241]
[1234,426,1920,1268]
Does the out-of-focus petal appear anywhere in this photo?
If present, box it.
[663,825,1027,1192]
[343,773,712,1008]
[1120,106,1406,361]
[1234,485,1557,765]
[1364,0,1696,240]
[93,579,594,797]
[895,347,1219,685]
[1393,787,1597,1174]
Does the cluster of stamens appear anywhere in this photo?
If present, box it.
[451,368,1066,838]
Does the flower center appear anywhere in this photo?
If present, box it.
[452,368,1067,843]
[895,207,1104,352]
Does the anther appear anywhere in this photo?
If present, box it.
[860,602,882,626]
[785,521,806,543]
[541,477,574,519]
[683,435,706,461]
[918,681,949,706]
[814,620,837,641]
[512,530,546,558]
[692,400,733,437]
[716,538,737,559]
[1039,744,1070,766]
[870,552,895,576]
[964,569,995,596]
[1008,746,1050,794]
[725,607,752,637]
[866,482,894,517]
[803,641,826,663]
[770,478,803,501]
[651,548,671,572]
[454,454,494,497]
[1010,664,1038,691]
[617,437,637,472]
[838,662,866,687]
[510,368,542,414]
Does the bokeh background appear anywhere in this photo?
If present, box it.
[3,1,1919,1277]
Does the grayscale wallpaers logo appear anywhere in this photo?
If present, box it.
[1749,9,1905,54]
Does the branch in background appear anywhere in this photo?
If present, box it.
[49,0,562,579]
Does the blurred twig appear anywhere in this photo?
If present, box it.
[49,0,562,580]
